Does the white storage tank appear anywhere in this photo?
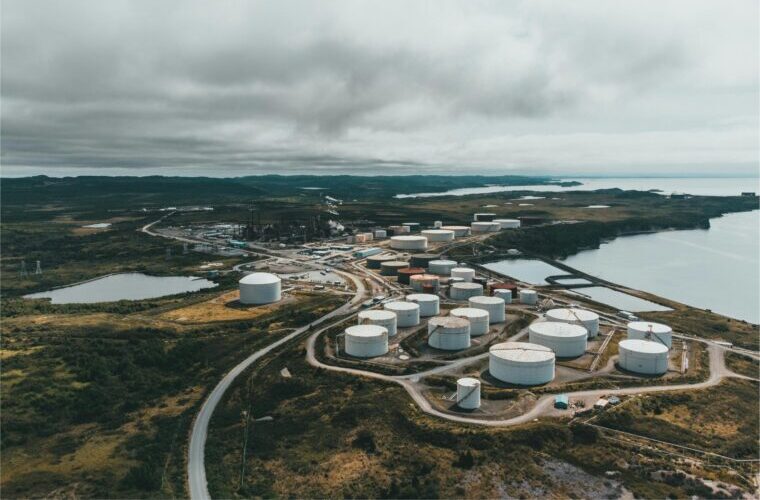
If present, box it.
[402,222,421,232]
[420,229,455,242]
[428,316,471,350]
[473,213,497,221]
[384,301,420,327]
[451,307,489,336]
[493,289,513,304]
[451,267,476,282]
[618,339,669,375]
[546,308,600,338]
[239,272,282,305]
[441,225,471,237]
[627,321,673,349]
[344,325,389,358]
[519,289,538,305]
[373,229,387,239]
[358,309,398,337]
[528,322,587,358]
[410,274,440,292]
[489,342,555,385]
[468,296,506,323]
[390,235,428,251]
[406,293,440,317]
[429,259,457,275]
[450,282,484,300]
[434,220,443,228]
[471,221,501,233]
[456,377,481,410]
[493,219,521,229]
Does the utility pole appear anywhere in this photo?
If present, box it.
[34,260,42,275]
[239,409,250,489]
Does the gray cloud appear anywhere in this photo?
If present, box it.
[1,0,757,176]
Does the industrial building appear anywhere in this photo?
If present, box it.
[384,301,420,327]
[545,308,600,338]
[456,378,481,410]
[428,316,471,350]
[450,307,489,336]
[528,322,587,358]
[239,272,282,304]
[406,293,440,316]
[344,324,389,358]
[618,339,669,375]
[489,342,555,385]
[358,309,398,337]
[390,235,428,251]
[627,321,673,348]
[353,247,382,259]
[450,282,484,300]
[468,295,506,323]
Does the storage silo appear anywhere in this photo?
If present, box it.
[456,377,481,409]
[441,225,471,237]
[451,307,489,336]
[489,342,555,385]
[493,219,521,229]
[428,259,457,275]
[406,293,440,317]
[373,229,387,239]
[366,254,396,269]
[451,267,476,282]
[468,296,506,323]
[421,229,455,242]
[627,321,673,349]
[410,253,441,269]
[397,267,425,285]
[528,322,587,358]
[618,339,669,375]
[380,260,411,276]
[471,221,501,233]
[384,301,420,327]
[434,220,443,229]
[402,222,421,232]
[428,316,471,350]
[450,282,484,300]
[519,289,538,305]
[344,324,389,358]
[545,308,600,338]
[473,213,497,221]
[410,274,440,292]
[239,272,282,304]
[493,289,513,304]
[358,309,398,337]
[390,235,428,251]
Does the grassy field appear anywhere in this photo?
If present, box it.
[724,352,759,379]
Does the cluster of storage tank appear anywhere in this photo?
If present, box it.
[619,321,673,375]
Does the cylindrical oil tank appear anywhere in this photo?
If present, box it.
[493,219,521,229]
[366,254,396,269]
[493,289,513,304]
[428,316,471,350]
[421,229,455,242]
[344,325,388,358]
[397,267,425,285]
[410,274,440,292]
[519,289,538,305]
[434,220,443,228]
[618,339,669,375]
[451,307,489,336]
[528,322,587,358]
[380,260,410,276]
[473,213,496,221]
[451,267,476,282]
[448,277,465,285]
[468,296,506,323]
[428,259,457,275]
[491,283,518,298]
[388,225,407,235]
[358,309,398,337]
[384,301,420,327]
[239,272,282,304]
[373,229,387,239]
[390,235,428,250]
[450,282,484,300]
[627,321,673,348]
[410,253,441,268]
[406,293,440,317]
[471,221,501,233]
[441,225,471,237]
[402,222,420,232]
[456,377,481,409]
[489,342,555,385]
[546,308,600,338]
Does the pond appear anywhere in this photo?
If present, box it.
[482,259,565,285]
[562,287,672,313]
[24,273,218,304]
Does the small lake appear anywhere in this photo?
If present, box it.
[563,287,671,313]
[24,273,218,304]
[482,259,565,285]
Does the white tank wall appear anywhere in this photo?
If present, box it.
[618,340,669,375]
[434,221,443,228]
[468,296,506,323]
[528,322,587,358]
[493,289,513,304]
[441,226,471,237]
[428,317,471,350]
[451,307,489,336]
[546,308,600,338]
[456,378,481,409]
[471,221,500,232]
[358,310,398,337]
[429,260,457,275]
[406,294,440,317]
[493,219,521,229]
[489,343,555,385]
[239,273,282,304]
[627,322,673,348]
[421,229,455,242]
[373,229,387,238]
[390,236,428,250]
[451,268,475,282]
[450,283,484,300]
[384,301,420,327]
[344,325,388,358]
[519,289,538,305]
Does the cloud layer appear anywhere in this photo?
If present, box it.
[2,0,758,176]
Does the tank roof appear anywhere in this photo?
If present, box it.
[628,321,672,334]
[469,296,505,305]
[239,272,280,285]
[345,324,387,338]
[619,339,669,354]
[457,377,480,387]
[451,307,489,319]
[530,322,587,338]
[406,293,439,302]
[490,342,554,362]
[429,316,470,328]
[358,310,396,320]
[546,308,599,321]
[384,301,419,311]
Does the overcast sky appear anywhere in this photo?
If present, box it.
[1,0,758,177]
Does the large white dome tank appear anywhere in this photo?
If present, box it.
[528,322,587,358]
[618,339,669,375]
[344,325,389,358]
[358,309,398,337]
[427,316,471,350]
[383,301,420,327]
[450,282,484,300]
[406,293,440,317]
[456,377,481,410]
[489,342,555,385]
[627,321,673,349]
[468,296,506,323]
[450,307,489,336]
[545,308,600,338]
[239,272,282,304]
